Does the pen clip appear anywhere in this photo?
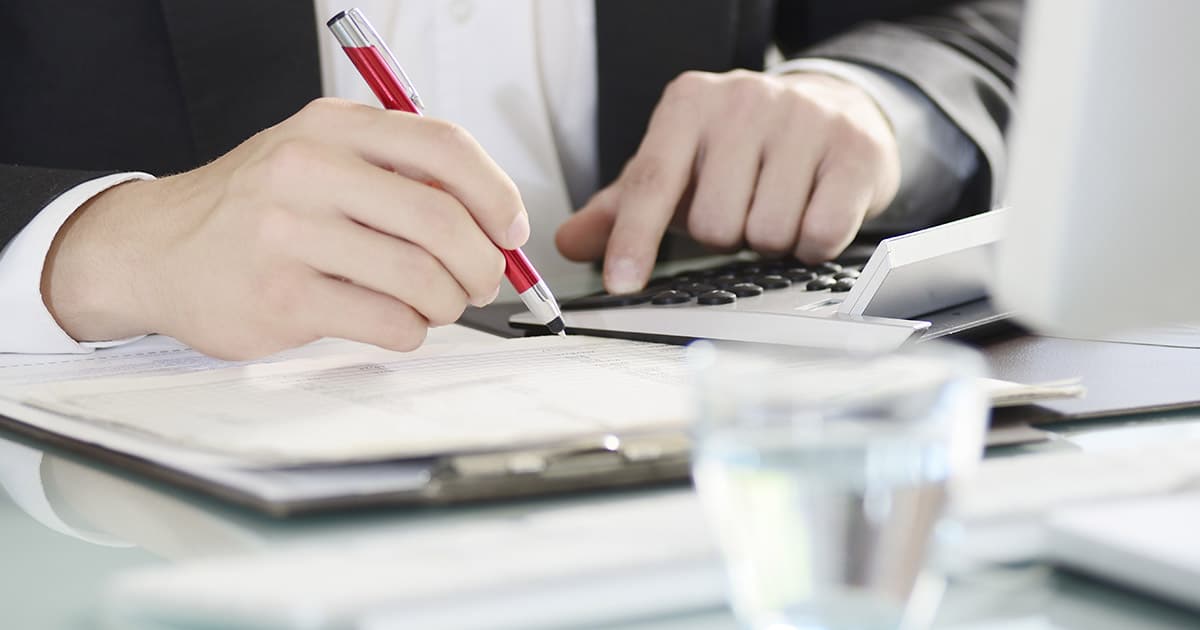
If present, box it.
[327,8,426,113]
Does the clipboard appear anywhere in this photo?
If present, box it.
[0,413,692,517]
[0,332,1064,518]
[0,405,1052,518]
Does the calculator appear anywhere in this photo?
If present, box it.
[509,209,1009,351]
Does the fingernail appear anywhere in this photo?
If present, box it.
[505,213,530,248]
[606,258,644,294]
[473,285,501,307]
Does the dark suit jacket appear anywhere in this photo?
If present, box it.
[0,0,1021,253]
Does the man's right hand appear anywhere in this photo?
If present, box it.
[40,98,528,360]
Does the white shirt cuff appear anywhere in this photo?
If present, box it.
[0,172,154,354]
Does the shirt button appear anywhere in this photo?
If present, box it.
[449,0,474,24]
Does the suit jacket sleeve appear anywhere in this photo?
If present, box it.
[0,165,116,250]
[777,0,1022,225]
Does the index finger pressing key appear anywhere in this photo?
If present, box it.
[603,118,701,293]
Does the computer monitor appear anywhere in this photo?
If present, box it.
[994,0,1200,336]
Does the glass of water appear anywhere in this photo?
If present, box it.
[689,340,988,630]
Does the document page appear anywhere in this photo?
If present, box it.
[7,337,691,467]
[0,335,386,387]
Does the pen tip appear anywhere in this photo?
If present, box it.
[546,316,566,336]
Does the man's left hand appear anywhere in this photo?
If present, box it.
[555,69,901,294]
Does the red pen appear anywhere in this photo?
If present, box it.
[327,8,565,336]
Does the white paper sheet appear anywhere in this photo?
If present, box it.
[980,377,1085,408]
[1,331,1082,471]
[0,328,504,473]
[9,337,692,466]
[0,335,381,387]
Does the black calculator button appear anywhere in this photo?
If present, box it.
[753,274,792,290]
[833,270,860,280]
[651,290,693,305]
[697,290,737,305]
[806,277,836,291]
[672,281,717,294]
[728,282,764,297]
[814,262,843,275]
[831,278,856,292]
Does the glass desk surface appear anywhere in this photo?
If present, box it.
[3,328,1200,630]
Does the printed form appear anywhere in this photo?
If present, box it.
[0,331,1080,471]
[5,336,692,467]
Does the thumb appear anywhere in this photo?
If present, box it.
[555,186,619,262]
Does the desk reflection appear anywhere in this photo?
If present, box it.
[5,433,1200,630]
[40,451,265,559]
[0,431,451,562]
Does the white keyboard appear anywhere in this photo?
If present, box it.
[1047,493,1200,611]
[957,440,1200,522]
[106,491,725,629]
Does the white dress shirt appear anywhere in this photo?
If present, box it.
[0,0,972,356]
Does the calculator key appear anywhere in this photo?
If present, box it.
[672,281,717,294]
[651,290,693,305]
[831,278,856,292]
[728,282,764,298]
[833,270,860,280]
[806,277,836,291]
[561,292,655,310]
[753,275,792,290]
[814,262,843,275]
[697,290,737,305]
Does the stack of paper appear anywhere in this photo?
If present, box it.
[0,333,1084,513]
[10,336,691,466]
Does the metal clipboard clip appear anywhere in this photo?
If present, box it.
[420,431,692,503]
